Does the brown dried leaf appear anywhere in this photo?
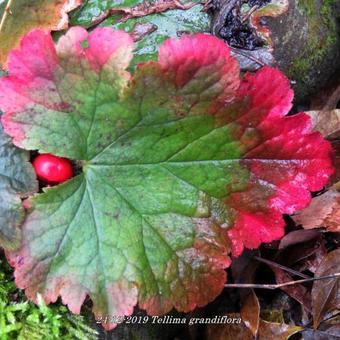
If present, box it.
[312,249,340,329]
[334,181,340,191]
[299,241,327,274]
[293,190,340,233]
[311,78,340,111]
[249,0,289,46]
[271,267,312,312]
[331,143,340,185]
[205,313,302,340]
[205,319,253,340]
[321,318,340,338]
[130,22,158,42]
[240,290,260,336]
[302,326,340,340]
[306,110,340,139]
[279,230,321,249]
[277,235,326,272]
[259,320,302,340]
[0,0,82,67]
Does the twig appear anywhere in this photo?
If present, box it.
[0,0,13,32]
[224,273,340,289]
[241,5,258,23]
[253,255,310,279]
[230,47,265,66]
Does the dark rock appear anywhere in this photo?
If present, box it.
[267,0,340,105]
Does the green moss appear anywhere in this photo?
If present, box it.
[0,253,98,340]
[289,59,310,80]
[288,0,338,80]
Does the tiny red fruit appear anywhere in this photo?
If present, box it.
[33,154,73,183]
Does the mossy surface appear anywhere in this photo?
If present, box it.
[288,0,339,92]
[0,252,98,340]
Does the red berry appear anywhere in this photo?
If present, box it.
[33,154,73,183]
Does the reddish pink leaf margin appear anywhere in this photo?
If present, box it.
[226,68,334,255]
